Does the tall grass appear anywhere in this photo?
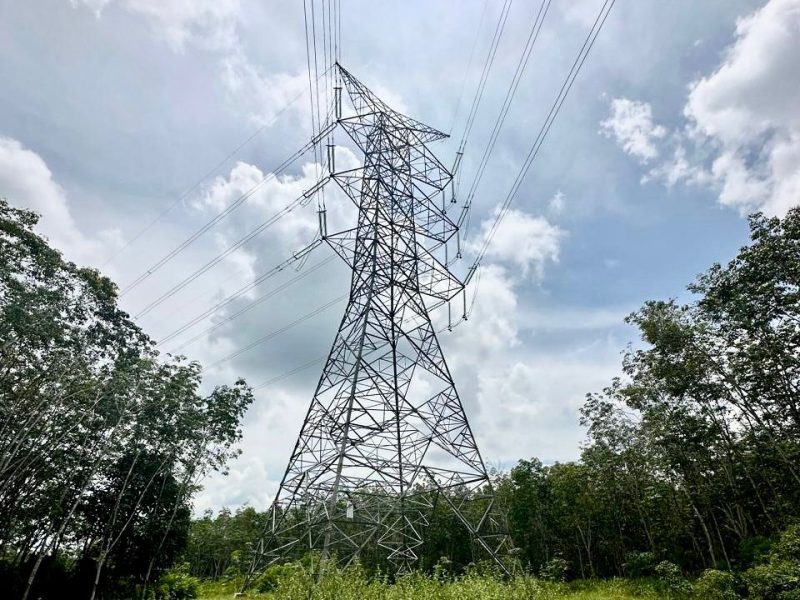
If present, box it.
[197,566,664,600]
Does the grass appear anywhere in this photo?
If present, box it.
[196,574,668,599]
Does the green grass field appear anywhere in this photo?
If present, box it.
[197,575,669,599]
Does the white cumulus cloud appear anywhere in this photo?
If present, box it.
[467,207,564,279]
[0,136,115,266]
[681,0,800,215]
[607,0,800,217]
[600,98,667,163]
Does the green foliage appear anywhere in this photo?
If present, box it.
[6,161,800,598]
[199,565,671,599]
[623,552,656,578]
[744,525,800,600]
[185,507,268,579]
[745,563,800,600]
[654,561,691,597]
[740,538,774,569]
[432,556,453,582]
[180,209,800,591]
[152,563,200,600]
[0,199,254,598]
[692,570,740,600]
[539,557,570,582]
[253,562,299,593]
[773,524,800,561]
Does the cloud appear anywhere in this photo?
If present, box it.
[194,145,359,249]
[0,136,110,266]
[473,348,621,464]
[219,50,309,126]
[606,0,800,217]
[439,264,626,466]
[548,190,565,214]
[599,98,666,163]
[517,304,630,332]
[71,0,307,125]
[194,385,303,512]
[680,0,800,215]
[446,264,521,362]
[70,0,112,16]
[642,144,711,188]
[73,0,240,52]
[467,207,564,278]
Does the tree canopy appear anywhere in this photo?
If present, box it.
[0,199,254,599]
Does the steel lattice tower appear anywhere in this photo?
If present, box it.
[248,65,510,577]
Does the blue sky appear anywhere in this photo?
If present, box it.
[1,0,797,512]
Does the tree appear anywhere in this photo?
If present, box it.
[0,199,253,599]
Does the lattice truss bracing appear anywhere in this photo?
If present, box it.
[248,64,511,576]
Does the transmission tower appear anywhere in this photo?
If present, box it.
[248,64,510,577]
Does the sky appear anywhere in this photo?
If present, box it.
[1,0,798,513]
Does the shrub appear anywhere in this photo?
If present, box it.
[744,524,800,600]
[539,557,569,582]
[432,556,453,582]
[693,569,740,600]
[655,560,691,597]
[463,559,508,578]
[253,562,299,593]
[773,524,800,561]
[746,562,800,600]
[623,551,656,578]
[153,563,199,600]
[740,536,773,568]
[222,549,246,581]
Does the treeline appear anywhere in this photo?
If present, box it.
[0,200,253,600]
[503,208,799,578]
[188,209,800,594]
[496,209,799,585]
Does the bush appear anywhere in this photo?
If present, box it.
[153,564,199,600]
[773,524,800,561]
[740,536,773,568]
[744,524,800,600]
[746,562,800,600]
[693,569,740,600]
[655,560,691,597]
[432,556,453,582]
[253,562,299,593]
[623,551,656,578]
[222,549,246,581]
[539,557,569,582]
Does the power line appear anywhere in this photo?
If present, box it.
[336,0,342,63]
[120,121,335,297]
[362,0,613,310]
[101,73,325,270]
[155,238,323,347]
[470,0,616,275]
[303,0,321,199]
[309,0,325,213]
[163,254,337,354]
[252,355,327,391]
[453,0,513,162]
[457,0,552,241]
[134,176,331,319]
[207,293,347,369]
[447,0,490,136]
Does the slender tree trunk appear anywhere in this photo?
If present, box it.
[689,498,716,567]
